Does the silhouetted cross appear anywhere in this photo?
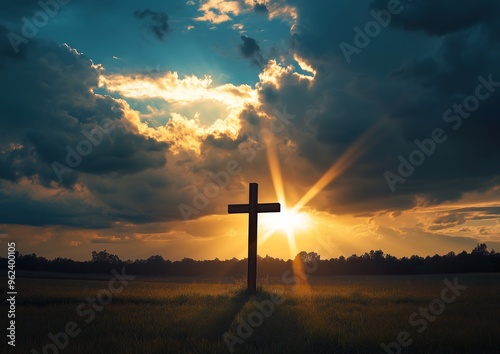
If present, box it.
[228,183,280,293]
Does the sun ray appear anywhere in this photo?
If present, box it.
[285,228,298,259]
[258,128,297,256]
[258,227,276,245]
[291,122,383,213]
[265,133,286,204]
[292,257,312,293]
[257,121,382,261]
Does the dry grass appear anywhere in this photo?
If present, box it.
[3,273,499,353]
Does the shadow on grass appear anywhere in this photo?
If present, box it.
[231,286,273,302]
[200,287,250,340]
[204,286,283,341]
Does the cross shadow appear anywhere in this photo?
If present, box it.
[200,287,254,340]
[203,286,277,340]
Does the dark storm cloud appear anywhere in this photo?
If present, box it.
[240,35,260,57]
[239,107,261,126]
[203,134,246,151]
[0,1,43,21]
[0,188,111,228]
[252,0,500,215]
[1,0,500,230]
[428,207,500,230]
[0,40,168,188]
[0,33,248,226]
[239,35,265,67]
[454,207,500,215]
[254,3,269,15]
[0,24,24,59]
[370,0,500,36]
[0,0,74,56]
[0,1,269,229]
[431,213,467,227]
[134,9,170,41]
[0,36,178,227]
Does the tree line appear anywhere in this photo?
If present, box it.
[2,244,499,277]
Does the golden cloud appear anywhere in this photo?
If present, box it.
[195,0,242,24]
[103,71,257,155]
[194,0,297,25]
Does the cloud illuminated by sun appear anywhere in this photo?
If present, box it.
[194,0,297,25]
[118,99,241,154]
[258,60,315,90]
[98,60,314,156]
[257,60,294,89]
[100,71,257,109]
[293,54,316,80]
[100,71,260,154]
[195,0,242,24]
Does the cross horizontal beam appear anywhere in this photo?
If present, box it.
[228,203,281,214]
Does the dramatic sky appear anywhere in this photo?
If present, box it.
[1,0,500,261]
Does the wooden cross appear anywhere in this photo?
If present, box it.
[228,183,280,293]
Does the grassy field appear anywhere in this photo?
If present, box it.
[2,273,500,353]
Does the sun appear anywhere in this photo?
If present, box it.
[260,207,312,235]
[258,206,312,257]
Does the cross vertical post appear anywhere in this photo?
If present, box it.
[247,183,258,293]
[228,183,280,293]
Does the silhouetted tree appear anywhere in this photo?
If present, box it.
[91,250,120,264]
[6,245,500,277]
